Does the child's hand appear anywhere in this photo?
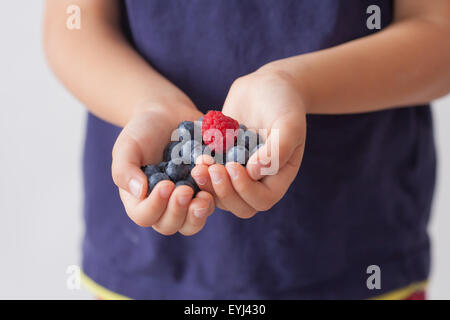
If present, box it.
[112,107,215,236]
[191,69,306,218]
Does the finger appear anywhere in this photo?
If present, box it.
[208,164,256,219]
[178,191,215,236]
[191,164,228,210]
[119,180,174,227]
[191,164,215,193]
[225,162,273,212]
[112,131,147,199]
[227,152,301,212]
[260,143,304,194]
[195,154,215,166]
[152,185,194,235]
[247,113,305,180]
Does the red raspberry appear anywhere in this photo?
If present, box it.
[202,111,240,153]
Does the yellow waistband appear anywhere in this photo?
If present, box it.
[81,271,131,300]
[370,280,428,300]
[81,271,427,300]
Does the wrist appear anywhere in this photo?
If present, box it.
[131,97,195,122]
[258,60,312,114]
[130,97,202,131]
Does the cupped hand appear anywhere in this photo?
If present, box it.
[192,68,307,219]
[111,105,215,236]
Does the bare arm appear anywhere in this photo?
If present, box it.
[43,0,194,127]
[43,0,214,235]
[263,0,450,114]
[191,0,450,218]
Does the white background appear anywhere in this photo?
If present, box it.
[0,1,448,299]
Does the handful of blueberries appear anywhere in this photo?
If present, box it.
[141,111,264,196]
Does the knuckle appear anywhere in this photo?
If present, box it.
[130,215,153,228]
[111,162,123,186]
[230,76,251,93]
[231,76,245,89]
[180,219,206,236]
[153,225,177,236]
[179,227,200,236]
[178,229,192,236]
[111,141,119,159]
[254,199,274,212]
[111,174,121,188]
[191,215,206,227]
[235,208,257,219]
[128,208,160,228]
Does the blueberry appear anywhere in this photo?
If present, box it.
[236,130,261,152]
[175,180,196,192]
[236,129,249,146]
[185,144,213,164]
[196,117,204,137]
[163,141,181,162]
[256,133,263,144]
[142,164,160,177]
[250,143,264,156]
[177,121,195,141]
[163,141,183,162]
[226,145,249,165]
[147,172,170,195]
[202,144,214,158]
[235,128,245,147]
[157,161,168,172]
[213,152,225,165]
[181,140,203,165]
[165,160,189,181]
[194,121,203,141]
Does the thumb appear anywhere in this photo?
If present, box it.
[247,113,306,180]
[111,130,148,199]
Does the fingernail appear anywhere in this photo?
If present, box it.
[193,207,208,218]
[196,155,214,165]
[177,193,192,206]
[226,165,239,180]
[159,184,172,198]
[209,169,223,184]
[129,179,142,198]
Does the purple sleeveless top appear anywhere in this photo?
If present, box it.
[82,0,435,299]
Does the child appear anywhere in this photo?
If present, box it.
[44,0,450,299]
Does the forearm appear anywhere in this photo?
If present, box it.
[265,12,450,114]
[43,0,192,127]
